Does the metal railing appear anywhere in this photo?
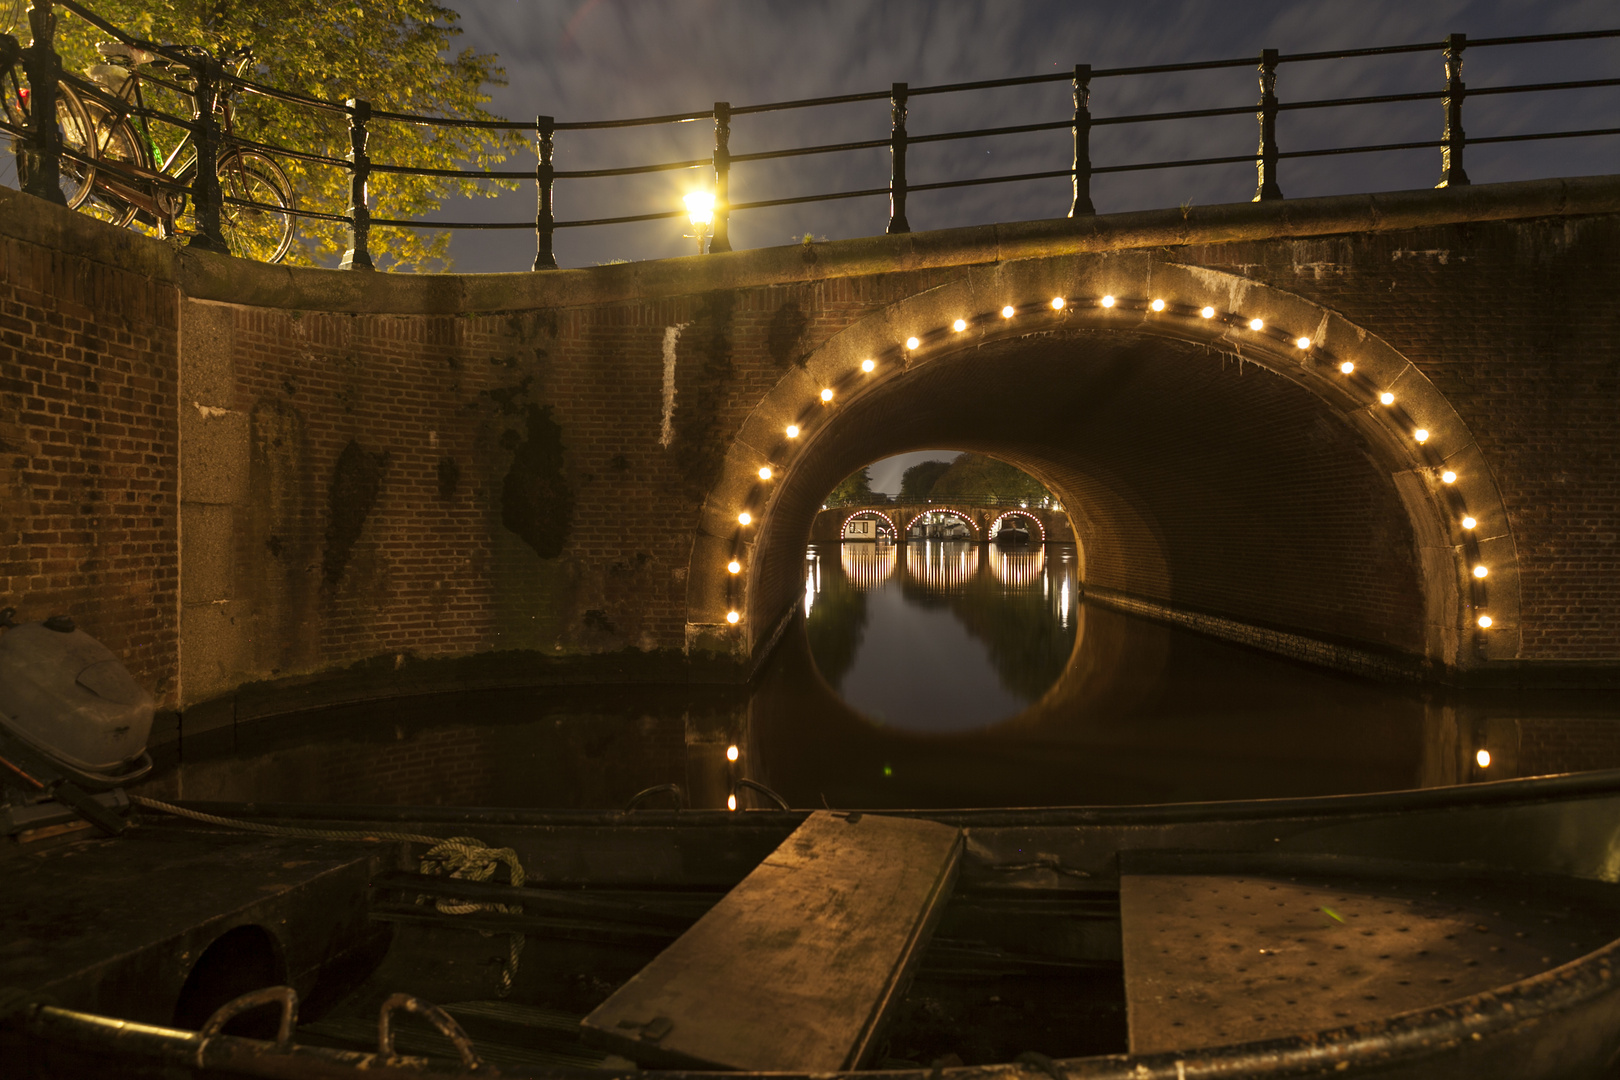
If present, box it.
[823,495,1059,511]
[4,0,1618,269]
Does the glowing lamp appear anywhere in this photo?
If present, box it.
[861,359,875,373]
[1001,305,1015,318]
[1476,749,1491,767]
[1380,392,1395,405]
[785,424,800,438]
[726,744,739,762]
[1473,565,1488,579]
[758,466,773,481]
[1441,470,1456,484]
[1099,295,1116,308]
[683,190,715,227]
[1150,298,1165,312]
[1477,614,1493,629]
[905,336,920,350]
[820,388,834,403]
[727,793,737,810]
[1414,429,1430,443]
[725,610,740,624]
[737,512,752,525]
[1248,318,1264,331]
[952,318,967,332]
[1200,306,1215,319]
[727,560,741,574]
[1050,297,1065,310]
[1297,337,1312,350]
[1462,516,1477,530]
[1339,361,1354,375]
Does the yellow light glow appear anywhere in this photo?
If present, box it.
[1051,297,1065,310]
[1414,429,1430,443]
[1001,305,1015,318]
[727,793,737,810]
[726,744,739,762]
[1295,337,1311,350]
[1441,470,1457,484]
[727,560,741,574]
[1462,516,1477,530]
[861,359,875,373]
[1477,614,1493,629]
[1473,564,1489,579]
[1476,748,1491,767]
[1339,361,1354,375]
[906,336,920,350]
[737,512,751,525]
[820,388,833,403]
[1150,298,1166,312]
[726,609,740,624]
[758,466,773,481]
[683,190,715,227]
[1100,295,1116,308]
[952,318,967,332]
[1200,306,1215,319]
[1249,318,1264,331]
[785,424,800,438]
[1380,392,1395,405]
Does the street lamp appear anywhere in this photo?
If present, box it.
[684,191,715,254]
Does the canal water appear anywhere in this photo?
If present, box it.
[137,539,1620,812]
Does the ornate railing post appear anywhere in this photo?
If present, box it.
[187,52,226,251]
[1437,33,1469,188]
[1253,48,1282,201]
[887,82,910,235]
[19,0,63,204]
[1068,63,1094,217]
[533,114,557,270]
[709,101,732,253]
[340,98,373,270]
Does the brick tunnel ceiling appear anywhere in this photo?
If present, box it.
[757,329,1427,655]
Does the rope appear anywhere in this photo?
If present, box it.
[131,796,527,997]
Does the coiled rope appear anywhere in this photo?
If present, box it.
[130,796,527,997]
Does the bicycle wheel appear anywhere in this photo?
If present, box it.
[4,77,95,208]
[215,149,295,263]
[73,94,143,227]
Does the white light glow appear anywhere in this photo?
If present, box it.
[683,190,715,226]
[727,744,739,762]
[1414,429,1430,443]
[727,559,741,574]
[1477,614,1493,629]
[1249,318,1264,331]
[1473,565,1489,579]
[1462,516,1477,530]
[1150,298,1166,312]
[1476,749,1491,768]
[820,388,833,403]
[952,318,967,332]
[906,336,920,350]
[1339,361,1354,375]
[861,359,875,373]
[1441,470,1456,484]
[758,466,773,481]
[727,793,737,810]
[785,424,800,438]
[1099,295,1115,308]
[726,609,740,624]
[737,512,751,525]
[1051,297,1066,310]
[1297,337,1312,350]
[1380,392,1395,405]
[1001,305,1015,318]
[1200,306,1215,319]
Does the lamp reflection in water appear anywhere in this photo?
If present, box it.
[990,547,1045,588]
[840,542,897,589]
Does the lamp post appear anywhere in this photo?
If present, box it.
[684,191,714,255]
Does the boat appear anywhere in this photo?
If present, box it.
[7,769,1620,1079]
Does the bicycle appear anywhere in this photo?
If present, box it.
[2,33,296,263]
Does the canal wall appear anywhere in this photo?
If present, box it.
[2,175,1618,736]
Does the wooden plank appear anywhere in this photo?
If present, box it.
[581,810,962,1072]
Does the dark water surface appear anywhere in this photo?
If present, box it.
[140,541,1620,811]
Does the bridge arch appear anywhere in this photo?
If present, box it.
[989,509,1047,543]
[838,508,897,541]
[901,507,980,541]
[694,251,1518,675]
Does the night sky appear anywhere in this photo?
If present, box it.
[432,0,1619,273]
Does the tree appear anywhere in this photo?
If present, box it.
[52,0,520,270]
[929,452,1050,503]
[898,458,952,501]
[827,466,876,504]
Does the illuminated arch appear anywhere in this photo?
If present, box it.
[990,509,1046,542]
[839,508,897,541]
[902,508,980,540]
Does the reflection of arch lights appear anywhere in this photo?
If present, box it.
[840,542,897,588]
[905,542,979,592]
[990,546,1046,588]
[990,510,1047,543]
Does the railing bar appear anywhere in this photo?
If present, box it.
[555,158,710,178]
[1466,77,1620,97]
[1275,41,1447,64]
[1092,103,1264,126]
[1092,152,1262,174]
[369,162,533,179]
[909,71,1074,96]
[727,186,890,212]
[370,218,541,229]
[233,78,351,113]
[1277,89,1444,111]
[1277,139,1442,159]
[227,135,351,168]
[729,90,893,116]
[1092,56,1268,79]
[367,108,535,131]
[909,169,1076,192]
[556,207,693,227]
[730,137,892,163]
[555,110,714,131]
[221,195,348,223]
[1468,126,1620,145]
[908,119,1074,144]
[1468,29,1620,48]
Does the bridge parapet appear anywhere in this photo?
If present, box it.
[812,502,1074,545]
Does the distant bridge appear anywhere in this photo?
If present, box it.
[809,501,1074,545]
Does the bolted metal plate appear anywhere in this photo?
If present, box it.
[1120,870,1619,1054]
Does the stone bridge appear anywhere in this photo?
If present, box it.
[809,502,1074,545]
[3,174,1618,728]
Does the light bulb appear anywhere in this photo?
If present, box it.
[737,512,751,525]
[861,359,875,373]
[1477,615,1493,629]
[1380,392,1395,405]
[1150,298,1165,312]
[758,466,773,480]
[727,793,737,810]
[726,744,739,762]
[1414,429,1430,443]
[1441,470,1456,484]
[1099,295,1115,308]
[1462,516,1477,530]
[952,318,967,332]
[1200,306,1215,319]
[1297,337,1312,349]
[1339,361,1354,375]
[1476,749,1491,767]
[785,424,800,438]
[820,388,833,403]
[1473,565,1488,579]
[1001,305,1015,318]
[905,336,920,350]
[727,560,741,574]
[1051,297,1065,310]
[1249,318,1264,331]
[726,610,740,624]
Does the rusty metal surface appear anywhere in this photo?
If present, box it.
[1120,867,1620,1054]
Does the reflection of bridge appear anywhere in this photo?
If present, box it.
[836,542,1061,593]
[811,501,1075,546]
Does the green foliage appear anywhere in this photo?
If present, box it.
[898,458,953,501]
[54,0,521,270]
[929,452,1051,503]
[827,466,877,504]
